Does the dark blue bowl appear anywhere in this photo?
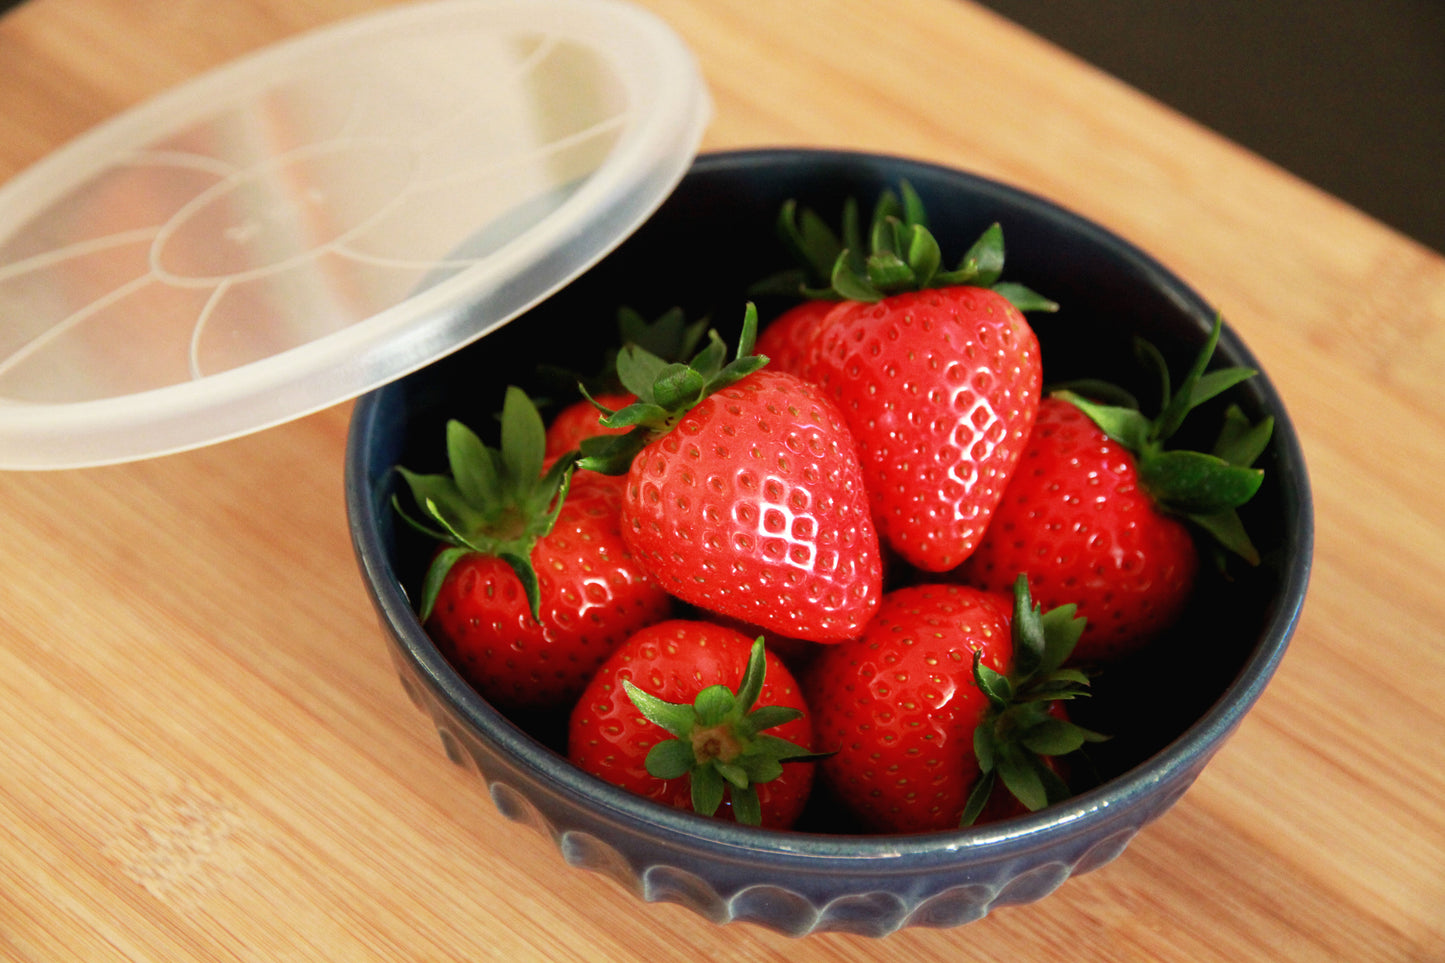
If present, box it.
[344,148,1312,937]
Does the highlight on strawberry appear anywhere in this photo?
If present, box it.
[755,183,1060,573]
[576,304,884,642]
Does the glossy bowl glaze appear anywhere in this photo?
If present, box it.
[345,148,1313,937]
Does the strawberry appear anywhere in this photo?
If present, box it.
[578,305,884,642]
[806,578,1099,833]
[393,387,673,711]
[568,620,817,828]
[545,391,635,461]
[776,188,1059,572]
[956,315,1272,663]
[543,306,710,483]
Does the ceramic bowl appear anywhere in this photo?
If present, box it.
[344,148,1313,937]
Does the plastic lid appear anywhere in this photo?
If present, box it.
[0,0,709,469]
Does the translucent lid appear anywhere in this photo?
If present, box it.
[0,0,709,469]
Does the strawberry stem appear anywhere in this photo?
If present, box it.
[962,576,1106,826]
[575,304,769,476]
[757,181,1059,313]
[622,637,820,826]
[392,386,577,622]
[1050,313,1273,564]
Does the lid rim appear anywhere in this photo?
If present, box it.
[0,0,711,470]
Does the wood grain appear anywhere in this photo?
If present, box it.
[1,0,1443,959]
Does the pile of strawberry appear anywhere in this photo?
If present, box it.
[393,185,1272,834]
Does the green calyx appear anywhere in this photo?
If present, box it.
[622,637,822,827]
[538,304,711,398]
[574,303,769,476]
[392,386,576,623]
[962,575,1106,826]
[755,181,1058,313]
[1051,313,1274,564]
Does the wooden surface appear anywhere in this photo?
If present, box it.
[2,0,1443,959]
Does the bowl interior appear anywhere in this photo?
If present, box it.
[350,148,1311,842]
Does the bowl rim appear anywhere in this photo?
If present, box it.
[345,146,1314,870]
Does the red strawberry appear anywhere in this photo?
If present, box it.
[543,307,711,490]
[784,200,1058,572]
[753,193,868,376]
[568,620,817,828]
[807,578,1099,833]
[956,315,1272,663]
[544,391,635,460]
[394,387,673,710]
[754,299,835,376]
[578,305,883,642]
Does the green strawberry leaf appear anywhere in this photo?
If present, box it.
[972,655,1014,708]
[1046,377,1140,410]
[622,636,814,827]
[596,401,671,430]
[741,755,784,786]
[1010,573,1048,679]
[780,200,844,282]
[906,223,942,288]
[1057,313,1272,566]
[1155,315,1224,442]
[1139,449,1265,515]
[1134,336,1173,416]
[694,685,736,727]
[415,545,472,622]
[618,305,710,363]
[1020,715,1093,756]
[729,786,762,827]
[973,723,998,775]
[747,732,823,763]
[447,419,498,511]
[830,251,882,301]
[962,577,1101,827]
[734,635,768,710]
[1054,392,1154,452]
[995,745,1048,813]
[765,186,1055,311]
[957,221,1005,287]
[1213,405,1275,468]
[644,738,696,781]
[691,766,726,817]
[746,705,805,733]
[960,769,996,827]
[898,180,929,228]
[989,282,1060,314]
[1190,366,1259,410]
[650,363,707,411]
[1038,603,1085,677]
[1188,508,1261,566]
[623,680,697,738]
[866,248,915,292]
[392,390,577,624]
[497,550,542,626]
[615,343,673,399]
[715,761,750,790]
[498,385,546,492]
[536,305,712,398]
[577,304,769,478]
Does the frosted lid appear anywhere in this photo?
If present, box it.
[0,0,709,469]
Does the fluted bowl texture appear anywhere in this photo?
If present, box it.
[344,149,1313,937]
